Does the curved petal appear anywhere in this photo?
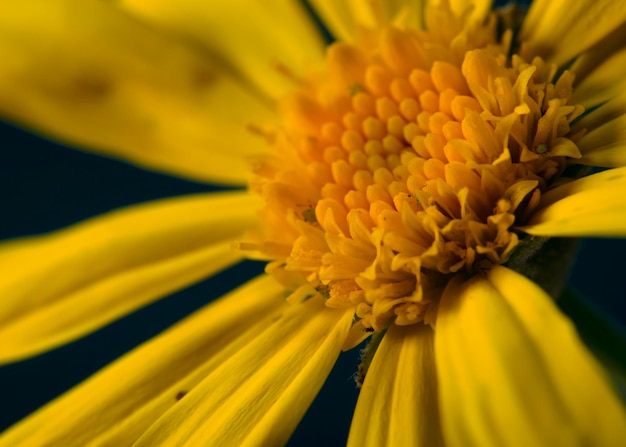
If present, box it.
[309,0,411,41]
[0,0,275,185]
[535,166,626,206]
[448,0,493,24]
[347,323,444,447]
[114,0,326,100]
[308,0,486,41]
[0,275,286,447]
[573,45,626,108]
[436,267,626,447]
[400,0,493,35]
[0,192,260,363]
[520,0,626,66]
[134,301,353,446]
[572,89,626,139]
[522,167,626,237]
[575,116,626,168]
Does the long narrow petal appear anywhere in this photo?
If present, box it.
[534,166,626,206]
[134,301,353,446]
[520,0,626,66]
[309,0,413,42]
[572,89,626,139]
[0,275,286,447]
[436,267,626,447]
[576,116,626,168]
[449,0,492,24]
[521,168,626,237]
[395,0,492,34]
[347,324,444,447]
[0,0,275,184]
[114,0,325,100]
[572,46,626,108]
[569,22,626,134]
[0,192,260,363]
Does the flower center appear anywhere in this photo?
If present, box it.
[244,4,584,338]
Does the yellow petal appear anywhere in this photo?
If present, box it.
[575,115,626,168]
[536,166,626,206]
[393,0,492,35]
[565,23,626,136]
[573,46,626,108]
[347,324,444,447]
[114,0,325,100]
[522,168,626,237]
[0,0,275,185]
[0,275,286,447]
[436,267,626,447]
[0,192,260,363]
[448,0,493,24]
[309,0,412,42]
[520,0,626,66]
[572,90,626,140]
[134,301,353,446]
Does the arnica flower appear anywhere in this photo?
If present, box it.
[1,0,626,445]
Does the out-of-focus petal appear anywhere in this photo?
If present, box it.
[0,275,286,446]
[134,301,353,446]
[347,323,443,447]
[522,167,626,237]
[573,45,626,108]
[114,0,326,100]
[520,0,626,66]
[309,0,414,42]
[572,89,626,138]
[436,267,626,446]
[0,192,260,363]
[448,0,492,24]
[576,117,626,168]
[0,0,276,184]
[535,166,626,205]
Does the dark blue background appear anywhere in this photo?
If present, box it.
[1,0,625,444]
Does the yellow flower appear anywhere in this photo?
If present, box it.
[1,0,626,445]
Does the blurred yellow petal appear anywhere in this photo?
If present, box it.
[448,0,492,23]
[309,0,412,41]
[0,275,286,447]
[0,192,260,363]
[347,324,443,447]
[573,46,626,108]
[571,32,626,137]
[0,0,275,185]
[572,92,626,140]
[537,166,626,206]
[114,0,325,100]
[134,301,352,446]
[575,115,626,168]
[522,175,626,237]
[520,0,626,66]
[436,267,626,447]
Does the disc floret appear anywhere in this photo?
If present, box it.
[245,3,584,338]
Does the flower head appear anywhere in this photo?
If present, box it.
[1,0,626,445]
[247,5,584,336]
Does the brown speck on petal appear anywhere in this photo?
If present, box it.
[191,66,215,89]
[68,73,113,100]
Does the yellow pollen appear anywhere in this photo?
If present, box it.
[245,3,584,340]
